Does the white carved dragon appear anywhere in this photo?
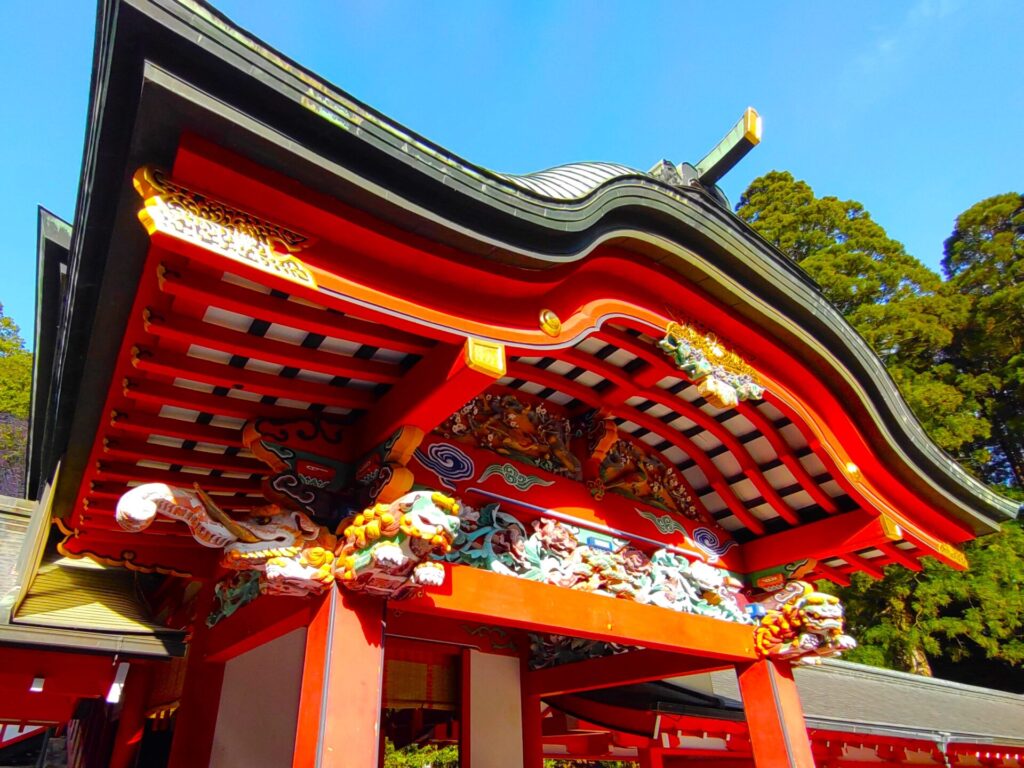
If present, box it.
[116,483,336,596]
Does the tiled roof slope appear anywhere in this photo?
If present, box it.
[703,659,1024,745]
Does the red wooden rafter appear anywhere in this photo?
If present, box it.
[596,323,842,515]
[558,345,804,526]
[505,360,768,535]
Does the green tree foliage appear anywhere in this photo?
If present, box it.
[382,739,459,768]
[737,175,1024,689]
[0,304,32,496]
[836,520,1024,685]
[736,172,990,456]
[0,304,32,418]
[942,193,1024,487]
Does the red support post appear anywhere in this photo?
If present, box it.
[520,679,544,768]
[460,650,472,768]
[109,664,152,768]
[167,585,226,768]
[292,590,386,768]
[737,659,815,768]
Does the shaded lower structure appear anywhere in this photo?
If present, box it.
[1,1,1019,767]
[540,659,1024,765]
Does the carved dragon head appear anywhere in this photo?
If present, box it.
[117,482,324,562]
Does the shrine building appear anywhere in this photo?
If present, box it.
[1,1,1021,766]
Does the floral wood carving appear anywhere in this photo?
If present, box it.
[438,394,582,480]
[584,414,709,524]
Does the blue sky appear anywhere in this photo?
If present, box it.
[2,0,1021,347]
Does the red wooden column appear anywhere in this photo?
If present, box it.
[638,748,665,768]
[109,664,152,768]
[520,677,543,768]
[292,589,386,768]
[737,659,815,768]
[168,584,226,768]
[460,650,472,768]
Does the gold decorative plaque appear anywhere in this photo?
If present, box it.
[465,338,507,378]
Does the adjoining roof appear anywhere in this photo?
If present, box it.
[3,494,183,658]
[693,660,1024,747]
[10,553,185,657]
[793,660,1024,747]
[0,497,34,605]
[571,659,1024,749]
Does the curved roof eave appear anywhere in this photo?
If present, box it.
[59,0,1018,535]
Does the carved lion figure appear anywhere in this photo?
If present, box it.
[116,483,336,596]
[335,491,461,598]
[753,581,856,663]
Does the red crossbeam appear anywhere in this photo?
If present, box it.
[101,439,268,475]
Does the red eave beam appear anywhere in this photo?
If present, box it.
[505,360,768,536]
[132,348,374,412]
[595,325,841,515]
[144,311,404,384]
[399,565,757,662]
[740,508,895,574]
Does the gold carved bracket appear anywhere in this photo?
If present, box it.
[133,166,317,289]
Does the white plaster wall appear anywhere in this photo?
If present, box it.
[469,651,523,768]
[210,627,306,768]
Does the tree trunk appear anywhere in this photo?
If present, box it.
[909,647,933,677]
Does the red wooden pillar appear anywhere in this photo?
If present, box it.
[737,659,814,768]
[638,748,665,768]
[292,589,386,768]
[168,585,226,768]
[460,650,472,768]
[520,687,543,768]
[109,664,152,768]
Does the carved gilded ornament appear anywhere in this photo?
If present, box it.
[438,394,583,481]
[336,491,461,599]
[750,580,856,664]
[442,505,751,625]
[132,166,317,289]
[116,483,337,597]
[657,321,764,409]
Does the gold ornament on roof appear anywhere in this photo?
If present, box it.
[658,321,764,409]
[539,308,562,337]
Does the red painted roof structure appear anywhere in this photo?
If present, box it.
[9,1,1020,765]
